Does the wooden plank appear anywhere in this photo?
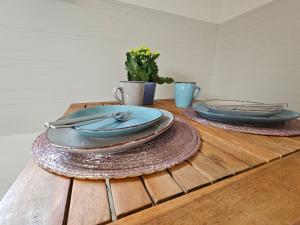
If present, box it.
[197,125,280,162]
[64,103,87,115]
[262,153,300,193]
[220,130,283,160]
[269,136,300,153]
[155,100,181,113]
[154,100,188,118]
[84,101,119,106]
[84,103,97,108]
[4,99,298,225]
[197,128,265,167]
[155,100,299,157]
[65,101,153,221]
[155,100,263,168]
[201,142,249,174]
[111,152,300,225]
[189,152,231,182]
[142,171,183,204]
[0,161,70,225]
[232,133,293,156]
[292,219,300,225]
[64,101,105,114]
[291,135,300,140]
[110,177,152,218]
[154,100,266,167]
[67,179,111,225]
[168,162,210,193]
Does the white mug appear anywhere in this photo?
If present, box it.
[113,81,145,105]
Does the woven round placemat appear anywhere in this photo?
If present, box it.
[184,108,300,136]
[32,119,201,179]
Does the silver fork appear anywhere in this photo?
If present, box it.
[77,111,135,131]
[45,111,133,129]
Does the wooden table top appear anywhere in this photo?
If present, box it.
[1,99,300,225]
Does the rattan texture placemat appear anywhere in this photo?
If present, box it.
[184,108,300,136]
[32,119,201,179]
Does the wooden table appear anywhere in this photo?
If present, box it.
[1,99,300,225]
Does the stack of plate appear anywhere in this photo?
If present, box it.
[192,100,299,126]
[47,105,174,154]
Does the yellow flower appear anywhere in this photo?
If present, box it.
[145,50,151,56]
[129,45,158,57]
[139,45,150,51]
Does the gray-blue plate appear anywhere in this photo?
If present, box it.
[46,109,174,154]
[71,105,163,138]
[192,103,299,124]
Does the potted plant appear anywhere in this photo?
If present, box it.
[125,46,174,105]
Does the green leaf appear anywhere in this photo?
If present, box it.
[125,58,140,80]
[124,47,174,83]
[138,68,149,82]
[126,52,131,60]
[156,76,174,84]
[127,72,132,81]
[151,54,160,61]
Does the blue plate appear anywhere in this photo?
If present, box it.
[67,105,163,137]
[47,109,174,153]
[192,103,299,124]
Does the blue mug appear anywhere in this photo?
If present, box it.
[174,82,201,108]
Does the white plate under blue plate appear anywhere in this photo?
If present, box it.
[203,99,285,117]
[68,105,163,138]
[207,107,282,117]
[192,103,299,124]
[46,109,174,154]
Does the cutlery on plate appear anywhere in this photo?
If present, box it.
[45,111,133,129]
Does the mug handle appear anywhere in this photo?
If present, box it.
[193,86,201,100]
[112,87,125,104]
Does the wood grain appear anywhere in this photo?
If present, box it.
[155,100,300,157]
[292,136,300,142]
[201,142,249,174]
[3,100,300,225]
[154,100,266,166]
[64,103,87,115]
[142,171,183,204]
[189,152,231,182]
[0,161,70,225]
[155,100,183,115]
[197,128,265,167]
[262,153,300,194]
[110,177,152,218]
[196,124,280,162]
[67,179,111,225]
[292,219,300,225]
[269,136,300,152]
[232,133,293,156]
[111,152,300,225]
[168,162,210,193]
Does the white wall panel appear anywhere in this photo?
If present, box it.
[117,0,274,23]
[0,0,218,136]
[211,0,300,112]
